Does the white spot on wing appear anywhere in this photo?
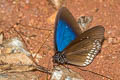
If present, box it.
[82,40,102,66]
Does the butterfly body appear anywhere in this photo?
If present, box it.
[53,7,105,67]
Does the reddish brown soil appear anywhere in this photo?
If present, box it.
[0,0,119,80]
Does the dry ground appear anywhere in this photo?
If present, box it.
[0,0,120,80]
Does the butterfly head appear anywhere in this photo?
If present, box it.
[53,51,67,64]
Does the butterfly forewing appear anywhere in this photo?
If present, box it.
[55,7,82,52]
[56,19,76,52]
[63,26,105,66]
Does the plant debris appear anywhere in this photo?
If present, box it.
[0,33,51,80]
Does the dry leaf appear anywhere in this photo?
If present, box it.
[0,37,35,65]
[51,66,84,80]
[0,33,51,77]
[2,37,31,56]
[0,64,36,73]
[0,72,40,80]
[0,53,34,65]
[48,0,65,9]
[47,11,57,24]
[77,16,93,32]
[0,33,3,44]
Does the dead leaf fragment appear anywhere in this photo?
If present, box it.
[48,0,65,9]
[51,66,84,80]
[47,11,57,24]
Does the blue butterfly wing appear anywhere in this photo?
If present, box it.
[56,19,76,52]
[54,7,82,52]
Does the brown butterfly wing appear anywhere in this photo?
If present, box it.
[63,26,105,66]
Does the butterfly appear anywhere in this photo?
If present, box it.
[53,7,105,67]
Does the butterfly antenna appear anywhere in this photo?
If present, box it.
[77,67,112,80]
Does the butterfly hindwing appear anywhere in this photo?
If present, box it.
[63,26,105,66]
